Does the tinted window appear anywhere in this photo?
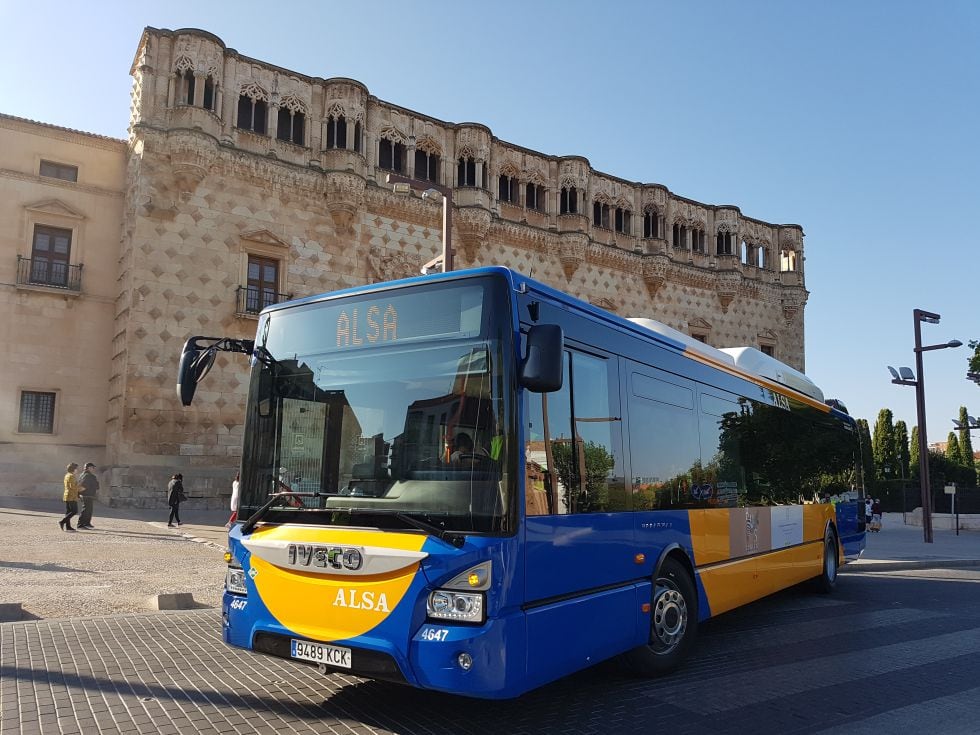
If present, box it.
[526,350,626,515]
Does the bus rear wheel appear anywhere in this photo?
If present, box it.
[813,530,839,594]
[620,557,698,677]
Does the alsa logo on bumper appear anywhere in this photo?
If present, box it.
[288,544,363,571]
[333,588,390,612]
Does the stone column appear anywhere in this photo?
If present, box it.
[266,102,278,140]
[406,140,416,179]
[167,74,176,108]
[192,72,206,107]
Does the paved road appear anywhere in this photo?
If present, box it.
[4,567,980,734]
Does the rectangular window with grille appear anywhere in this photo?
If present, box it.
[19,391,56,433]
[246,255,280,313]
[39,160,78,182]
[30,225,72,287]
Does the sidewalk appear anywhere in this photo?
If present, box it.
[845,511,980,572]
[3,498,978,574]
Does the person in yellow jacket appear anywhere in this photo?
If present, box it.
[60,462,80,532]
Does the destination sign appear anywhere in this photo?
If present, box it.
[262,282,486,358]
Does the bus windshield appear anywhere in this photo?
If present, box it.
[238,277,514,535]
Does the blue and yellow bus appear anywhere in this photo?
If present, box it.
[177,266,866,699]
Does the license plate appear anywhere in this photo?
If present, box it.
[290,639,352,669]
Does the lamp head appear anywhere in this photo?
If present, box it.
[392,182,412,195]
[899,366,915,381]
[947,339,963,348]
[887,366,899,380]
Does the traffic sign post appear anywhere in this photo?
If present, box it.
[944,484,958,536]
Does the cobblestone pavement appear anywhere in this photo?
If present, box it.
[4,570,980,734]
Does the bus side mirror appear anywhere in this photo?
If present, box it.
[520,324,563,393]
[177,337,217,407]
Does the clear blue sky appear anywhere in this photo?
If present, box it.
[2,0,978,445]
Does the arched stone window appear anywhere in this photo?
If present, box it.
[716,231,734,256]
[325,114,347,148]
[202,75,216,111]
[415,140,441,184]
[593,200,610,229]
[615,207,631,235]
[458,156,477,187]
[560,186,579,214]
[526,182,545,212]
[277,96,306,146]
[780,248,798,272]
[237,84,268,135]
[673,222,689,249]
[379,134,405,173]
[498,173,518,203]
[181,69,196,105]
[353,121,362,153]
[688,226,704,252]
[757,245,768,269]
[643,209,660,238]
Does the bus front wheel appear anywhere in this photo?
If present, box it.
[620,557,698,677]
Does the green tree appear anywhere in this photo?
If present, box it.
[946,432,961,466]
[968,340,980,381]
[550,438,616,513]
[872,409,898,483]
[957,406,976,485]
[894,420,911,480]
[910,425,920,480]
[856,419,874,492]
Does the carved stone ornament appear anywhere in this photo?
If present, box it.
[366,244,420,283]
[642,255,670,298]
[454,207,492,263]
[558,233,588,280]
[716,270,742,313]
[323,170,366,232]
[781,287,808,322]
[167,129,218,192]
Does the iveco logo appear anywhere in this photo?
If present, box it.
[287,544,364,571]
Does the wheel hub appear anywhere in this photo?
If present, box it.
[651,582,687,652]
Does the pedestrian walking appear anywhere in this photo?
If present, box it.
[226,471,240,529]
[871,497,883,532]
[60,462,80,532]
[167,473,186,527]
[77,462,100,530]
[864,497,873,525]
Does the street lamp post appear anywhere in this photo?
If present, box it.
[888,308,962,544]
[385,172,454,273]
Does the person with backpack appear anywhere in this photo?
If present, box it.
[167,473,186,527]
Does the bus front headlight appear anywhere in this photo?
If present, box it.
[225,564,247,595]
[427,590,484,623]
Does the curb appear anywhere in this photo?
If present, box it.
[843,559,980,573]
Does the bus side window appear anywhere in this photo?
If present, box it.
[525,353,571,516]
[629,372,700,511]
[525,350,625,515]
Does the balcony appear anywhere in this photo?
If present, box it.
[16,256,82,292]
[235,285,292,317]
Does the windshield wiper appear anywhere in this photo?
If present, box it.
[338,507,465,548]
[240,491,308,535]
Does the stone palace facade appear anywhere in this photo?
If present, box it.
[0,27,809,505]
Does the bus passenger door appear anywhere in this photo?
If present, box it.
[523,345,637,686]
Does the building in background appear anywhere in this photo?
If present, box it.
[0,26,810,505]
[0,114,125,496]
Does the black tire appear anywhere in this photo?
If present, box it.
[813,529,839,594]
[620,557,698,677]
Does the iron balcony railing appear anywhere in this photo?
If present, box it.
[16,256,83,291]
[236,285,292,315]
